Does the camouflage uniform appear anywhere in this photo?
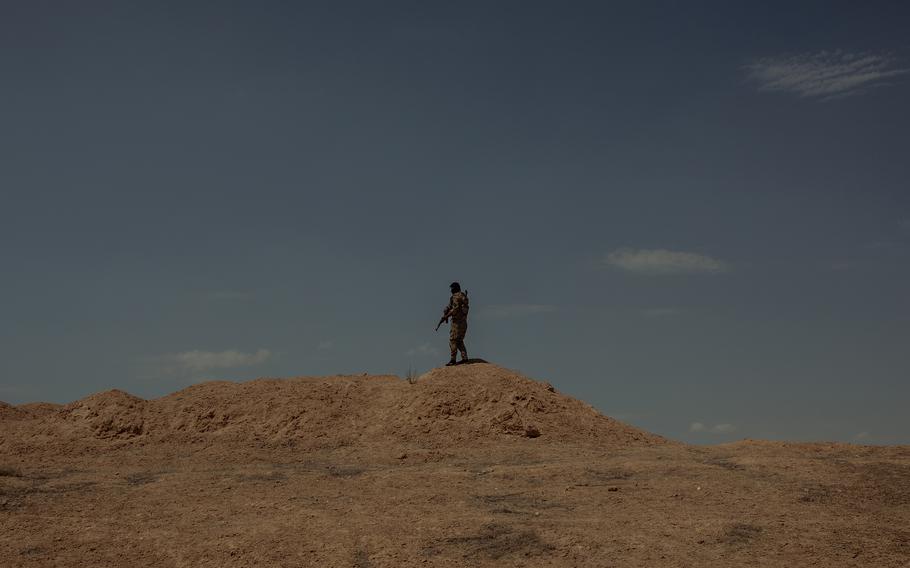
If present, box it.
[446,291,469,361]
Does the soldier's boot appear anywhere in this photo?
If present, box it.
[446,358,457,366]
[459,350,468,363]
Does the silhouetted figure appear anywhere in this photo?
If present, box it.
[439,282,469,366]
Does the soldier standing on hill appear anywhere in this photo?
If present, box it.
[438,281,469,366]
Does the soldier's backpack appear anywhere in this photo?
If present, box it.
[454,290,469,319]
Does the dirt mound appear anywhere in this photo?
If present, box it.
[16,402,62,418]
[57,389,148,439]
[0,401,31,421]
[4,366,909,568]
[387,364,664,446]
[6,364,665,454]
[145,375,404,448]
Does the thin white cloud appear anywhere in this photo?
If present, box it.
[479,304,558,318]
[170,349,271,372]
[690,422,736,434]
[205,290,252,301]
[829,260,853,271]
[606,248,726,274]
[316,340,334,351]
[746,50,909,100]
[0,385,29,396]
[407,343,439,357]
[641,307,685,318]
[852,431,871,442]
[862,240,896,250]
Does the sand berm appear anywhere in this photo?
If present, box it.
[2,362,908,567]
[2,362,664,456]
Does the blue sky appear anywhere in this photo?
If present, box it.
[2,1,908,444]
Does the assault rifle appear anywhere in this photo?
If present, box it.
[434,289,467,331]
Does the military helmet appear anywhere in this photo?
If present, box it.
[450,281,461,292]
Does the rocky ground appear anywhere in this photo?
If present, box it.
[2,363,908,567]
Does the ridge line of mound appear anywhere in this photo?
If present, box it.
[1,364,667,453]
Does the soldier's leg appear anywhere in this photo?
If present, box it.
[448,324,458,364]
[457,322,468,361]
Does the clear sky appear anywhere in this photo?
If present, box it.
[2,1,908,444]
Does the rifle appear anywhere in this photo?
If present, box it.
[435,289,467,331]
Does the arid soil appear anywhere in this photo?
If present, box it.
[2,363,908,567]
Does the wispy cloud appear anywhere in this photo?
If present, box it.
[851,431,871,442]
[478,304,558,318]
[407,343,439,357]
[829,260,853,271]
[316,340,334,351]
[169,349,271,372]
[746,50,909,100]
[690,422,736,434]
[205,290,252,301]
[606,248,726,274]
[641,307,686,318]
[0,385,30,397]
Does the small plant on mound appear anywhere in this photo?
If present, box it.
[405,366,419,385]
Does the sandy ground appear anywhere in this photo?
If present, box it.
[2,363,908,567]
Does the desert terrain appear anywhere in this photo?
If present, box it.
[1,363,908,567]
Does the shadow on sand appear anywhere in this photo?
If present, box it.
[453,358,489,366]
